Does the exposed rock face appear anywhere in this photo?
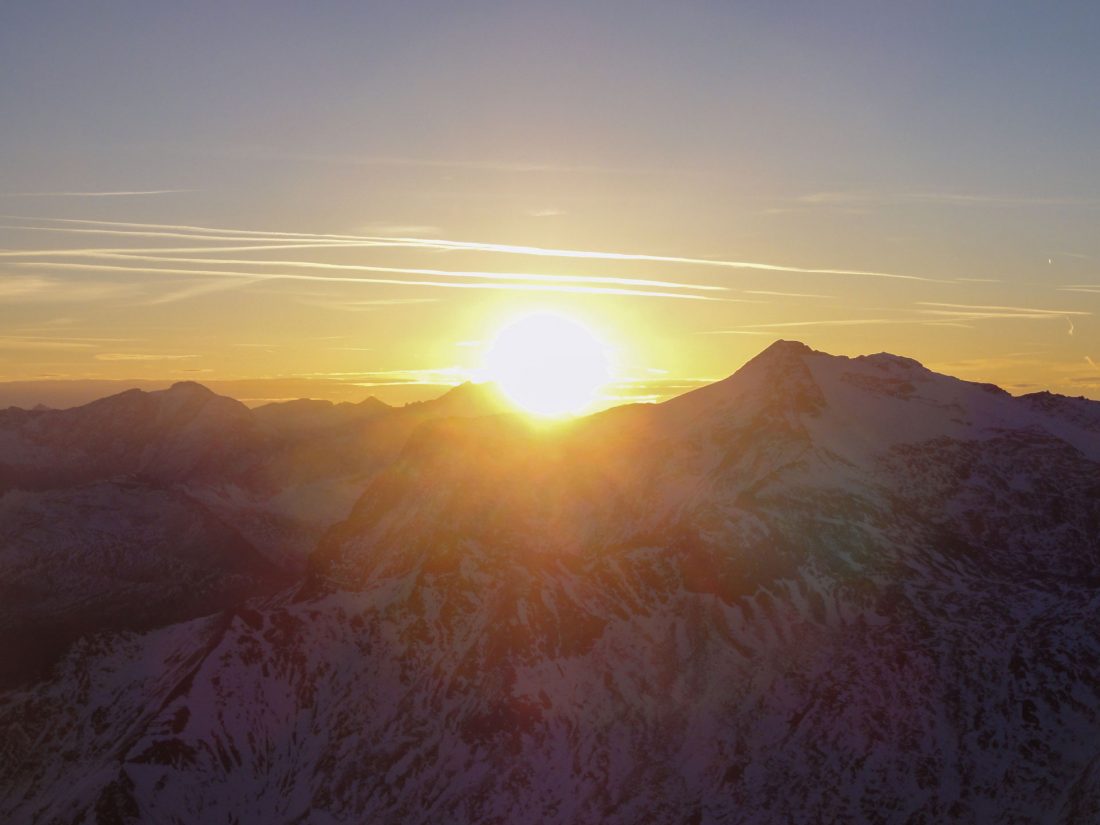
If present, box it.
[1,342,1098,823]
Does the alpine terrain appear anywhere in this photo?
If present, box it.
[2,340,1099,824]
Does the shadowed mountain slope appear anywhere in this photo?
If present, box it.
[2,342,1098,823]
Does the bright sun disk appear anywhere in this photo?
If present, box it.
[482,312,610,417]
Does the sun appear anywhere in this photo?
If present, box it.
[482,312,611,417]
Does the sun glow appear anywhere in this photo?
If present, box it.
[483,312,611,417]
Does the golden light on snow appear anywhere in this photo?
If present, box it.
[482,311,611,417]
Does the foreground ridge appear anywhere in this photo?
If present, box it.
[1,342,1098,824]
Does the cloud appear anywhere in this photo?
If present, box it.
[298,297,441,312]
[694,329,773,335]
[201,145,652,175]
[0,241,403,257]
[357,223,440,236]
[75,251,731,294]
[300,366,473,386]
[699,304,1089,335]
[704,319,896,332]
[0,275,139,302]
[698,302,1090,336]
[0,276,63,298]
[16,262,727,302]
[916,301,1089,315]
[143,278,256,305]
[743,290,835,299]
[0,334,130,350]
[363,236,935,282]
[914,302,1091,323]
[94,353,201,361]
[4,216,938,282]
[0,190,193,198]
[795,191,1100,208]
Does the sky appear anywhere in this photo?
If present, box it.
[1,0,1098,408]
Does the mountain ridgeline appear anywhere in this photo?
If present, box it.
[2,341,1099,824]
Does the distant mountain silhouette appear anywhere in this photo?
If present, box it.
[2,342,1099,823]
[0,378,513,686]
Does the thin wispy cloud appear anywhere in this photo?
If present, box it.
[366,235,935,282]
[0,275,140,302]
[298,297,442,312]
[796,191,1100,208]
[703,319,897,332]
[0,242,407,256]
[743,289,836,299]
[916,301,1089,315]
[3,216,939,282]
[299,366,473,386]
[0,189,193,198]
[94,353,201,361]
[16,261,724,302]
[700,304,1090,334]
[203,146,652,175]
[0,337,99,350]
[914,302,1091,323]
[357,223,440,236]
[144,279,255,305]
[74,251,731,294]
[694,329,773,336]
[0,224,371,246]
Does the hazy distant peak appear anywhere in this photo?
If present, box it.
[354,396,390,410]
[259,398,336,412]
[165,380,215,396]
[253,394,390,434]
[425,381,513,418]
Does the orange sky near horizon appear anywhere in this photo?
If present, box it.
[0,210,1097,411]
[1,4,1098,409]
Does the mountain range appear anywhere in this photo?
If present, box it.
[2,340,1098,824]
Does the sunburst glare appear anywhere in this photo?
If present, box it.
[481,312,611,417]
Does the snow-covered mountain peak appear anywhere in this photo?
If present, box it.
[3,341,1100,823]
[852,351,929,375]
[750,337,817,360]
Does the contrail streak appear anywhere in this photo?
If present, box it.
[16,262,724,301]
[69,252,731,293]
[3,216,937,281]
